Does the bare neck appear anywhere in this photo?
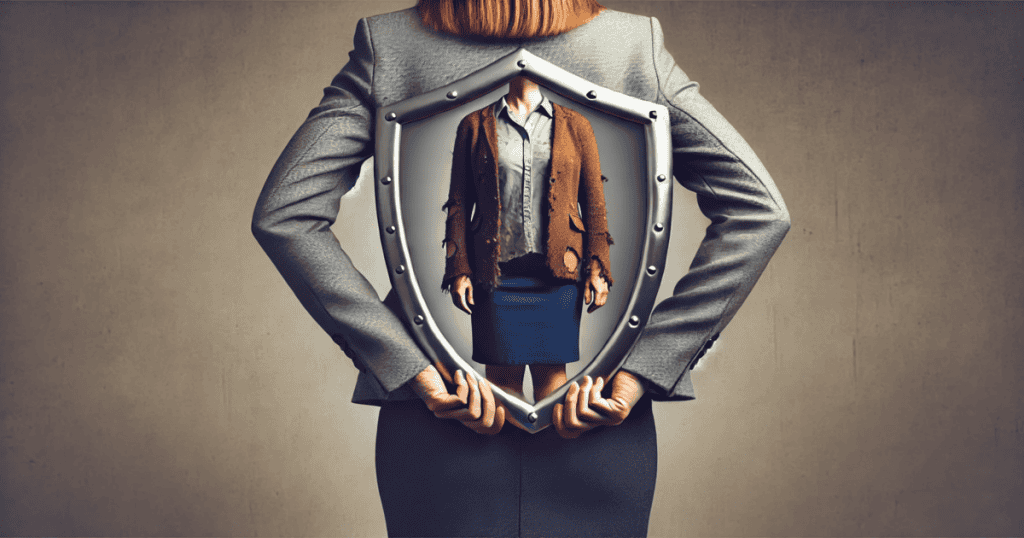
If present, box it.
[505,77,543,120]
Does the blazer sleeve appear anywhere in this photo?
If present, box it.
[620,17,791,401]
[251,18,431,394]
[574,114,614,286]
[441,116,475,290]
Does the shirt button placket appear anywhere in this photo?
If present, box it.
[523,135,532,244]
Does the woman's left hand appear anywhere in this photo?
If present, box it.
[583,266,609,313]
[551,371,645,439]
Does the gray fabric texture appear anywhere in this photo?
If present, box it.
[252,7,790,405]
[494,95,554,262]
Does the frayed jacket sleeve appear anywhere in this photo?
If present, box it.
[441,116,476,290]
[575,114,614,286]
[251,18,430,394]
[620,17,791,401]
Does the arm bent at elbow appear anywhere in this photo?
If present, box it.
[250,18,431,395]
[620,16,790,401]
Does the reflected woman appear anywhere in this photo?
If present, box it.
[442,75,612,402]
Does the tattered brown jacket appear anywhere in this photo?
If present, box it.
[442,101,613,290]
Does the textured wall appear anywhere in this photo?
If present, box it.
[1,1,1021,536]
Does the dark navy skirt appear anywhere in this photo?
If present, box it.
[471,255,583,366]
[376,396,657,537]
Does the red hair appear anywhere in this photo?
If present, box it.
[418,0,605,39]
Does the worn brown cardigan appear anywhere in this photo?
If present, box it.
[442,101,613,291]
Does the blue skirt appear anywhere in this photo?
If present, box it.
[471,272,583,366]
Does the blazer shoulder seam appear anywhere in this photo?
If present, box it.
[648,17,663,105]
[361,17,377,102]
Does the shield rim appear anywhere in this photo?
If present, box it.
[375,48,672,433]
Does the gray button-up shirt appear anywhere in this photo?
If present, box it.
[493,95,554,262]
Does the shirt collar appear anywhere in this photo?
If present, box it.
[495,94,553,120]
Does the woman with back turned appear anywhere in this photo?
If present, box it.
[252,0,790,535]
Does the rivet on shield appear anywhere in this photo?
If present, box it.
[629,316,640,327]
[657,174,666,182]
[381,176,393,185]
[653,223,664,232]
[413,315,424,325]
[395,265,406,274]
[586,90,597,100]
[385,112,397,121]
[446,90,459,100]
[386,225,396,234]
[528,412,538,423]
[649,110,658,119]
[517,59,527,68]
[647,265,658,275]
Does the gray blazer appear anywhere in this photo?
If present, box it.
[252,7,790,405]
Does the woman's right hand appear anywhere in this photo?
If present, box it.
[408,363,505,435]
[450,275,474,315]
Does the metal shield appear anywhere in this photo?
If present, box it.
[375,49,671,433]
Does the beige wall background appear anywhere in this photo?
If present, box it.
[1,1,1021,535]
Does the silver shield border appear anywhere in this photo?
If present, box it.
[375,49,672,433]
